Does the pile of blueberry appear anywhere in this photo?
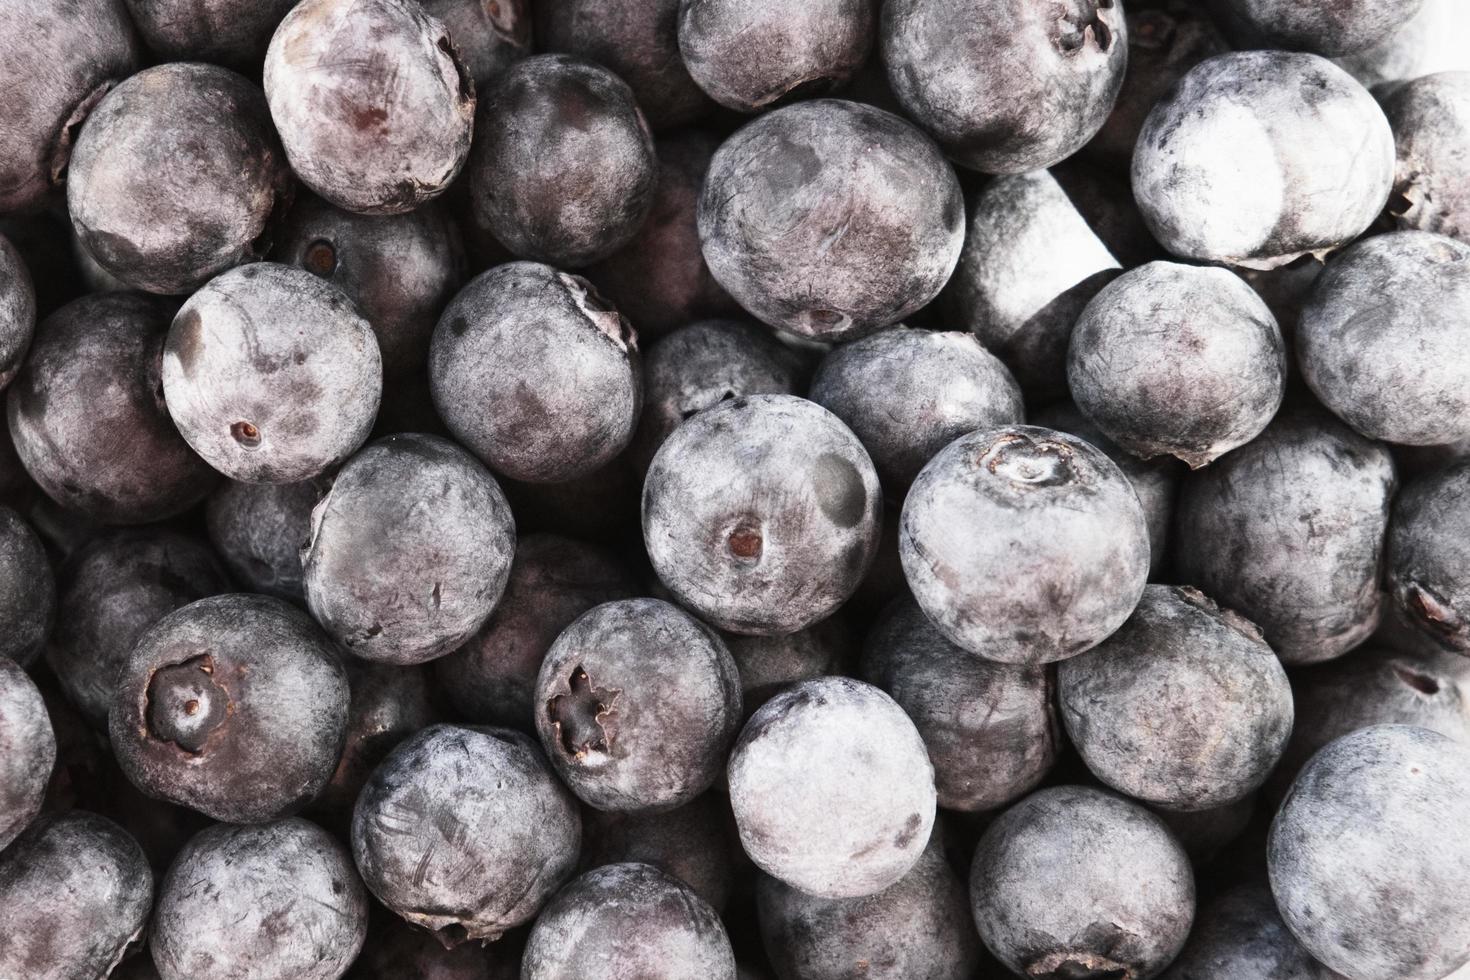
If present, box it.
[3,0,1470,977]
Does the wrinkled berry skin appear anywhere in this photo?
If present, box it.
[757,824,980,980]
[1383,72,1470,244]
[1387,460,1470,652]
[811,327,1024,492]
[8,293,217,523]
[971,786,1195,980]
[943,170,1120,401]
[205,476,330,602]
[0,232,35,389]
[430,262,642,483]
[0,505,54,666]
[1060,585,1294,810]
[0,0,140,215]
[536,0,711,128]
[68,64,292,296]
[152,818,368,980]
[862,597,1058,812]
[276,194,463,377]
[122,0,297,68]
[522,862,738,980]
[698,99,963,342]
[580,793,735,911]
[584,132,739,340]
[264,0,475,215]
[727,614,854,719]
[1068,262,1287,468]
[1174,406,1396,665]
[631,318,804,473]
[0,659,53,852]
[438,533,638,727]
[469,55,657,267]
[728,677,936,899]
[1133,52,1394,270]
[1211,0,1423,57]
[0,812,152,980]
[677,0,877,113]
[882,0,1126,173]
[1298,231,1470,446]
[901,425,1150,665]
[643,395,882,635]
[1269,725,1470,980]
[109,593,350,824]
[48,529,229,728]
[422,0,531,91]
[1266,645,1470,805]
[163,264,383,483]
[1032,400,1181,572]
[353,724,581,944]
[303,433,516,664]
[536,598,742,812]
[1160,883,1346,980]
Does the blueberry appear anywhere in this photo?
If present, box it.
[48,529,230,728]
[579,792,735,911]
[1383,72,1470,243]
[521,862,737,979]
[862,597,1058,812]
[0,232,36,390]
[0,658,53,852]
[881,0,1127,173]
[0,504,54,666]
[942,170,1120,401]
[0,813,151,979]
[302,433,516,664]
[971,786,1195,980]
[1266,645,1470,806]
[697,99,964,341]
[1133,51,1394,269]
[1298,231,1470,446]
[811,326,1024,492]
[1068,261,1287,468]
[162,263,383,483]
[205,476,331,602]
[348,907,521,980]
[728,676,936,898]
[1032,400,1182,572]
[109,593,350,823]
[1159,883,1344,980]
[430,262,642,483]
[8,293,217,523]
[756,822,981,980]
[677,0,877,113]
[643,394,881,635]
[1173,405,1396,665]
[1211,0,1425,57]
[535,597,742,812]
[275,193,464,377]
[584,132,741,341]
[67,63,292,295]
[1269,725,1470,980]
[1060,585,1294,810]
[352,724,581,943]
[468,55,657,267]
[1387,459,1470,650]
[631,318,804,473]
[423,0,532,92]
[901,425,1150,664]
[437,533,638,727]
[1333,0,1469,90]
[0,0,140,214]
[264,0,476,215]
[536,0,712,128]
[120,0,297,68]
[151,818,368,980]
[727,614,854,719]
